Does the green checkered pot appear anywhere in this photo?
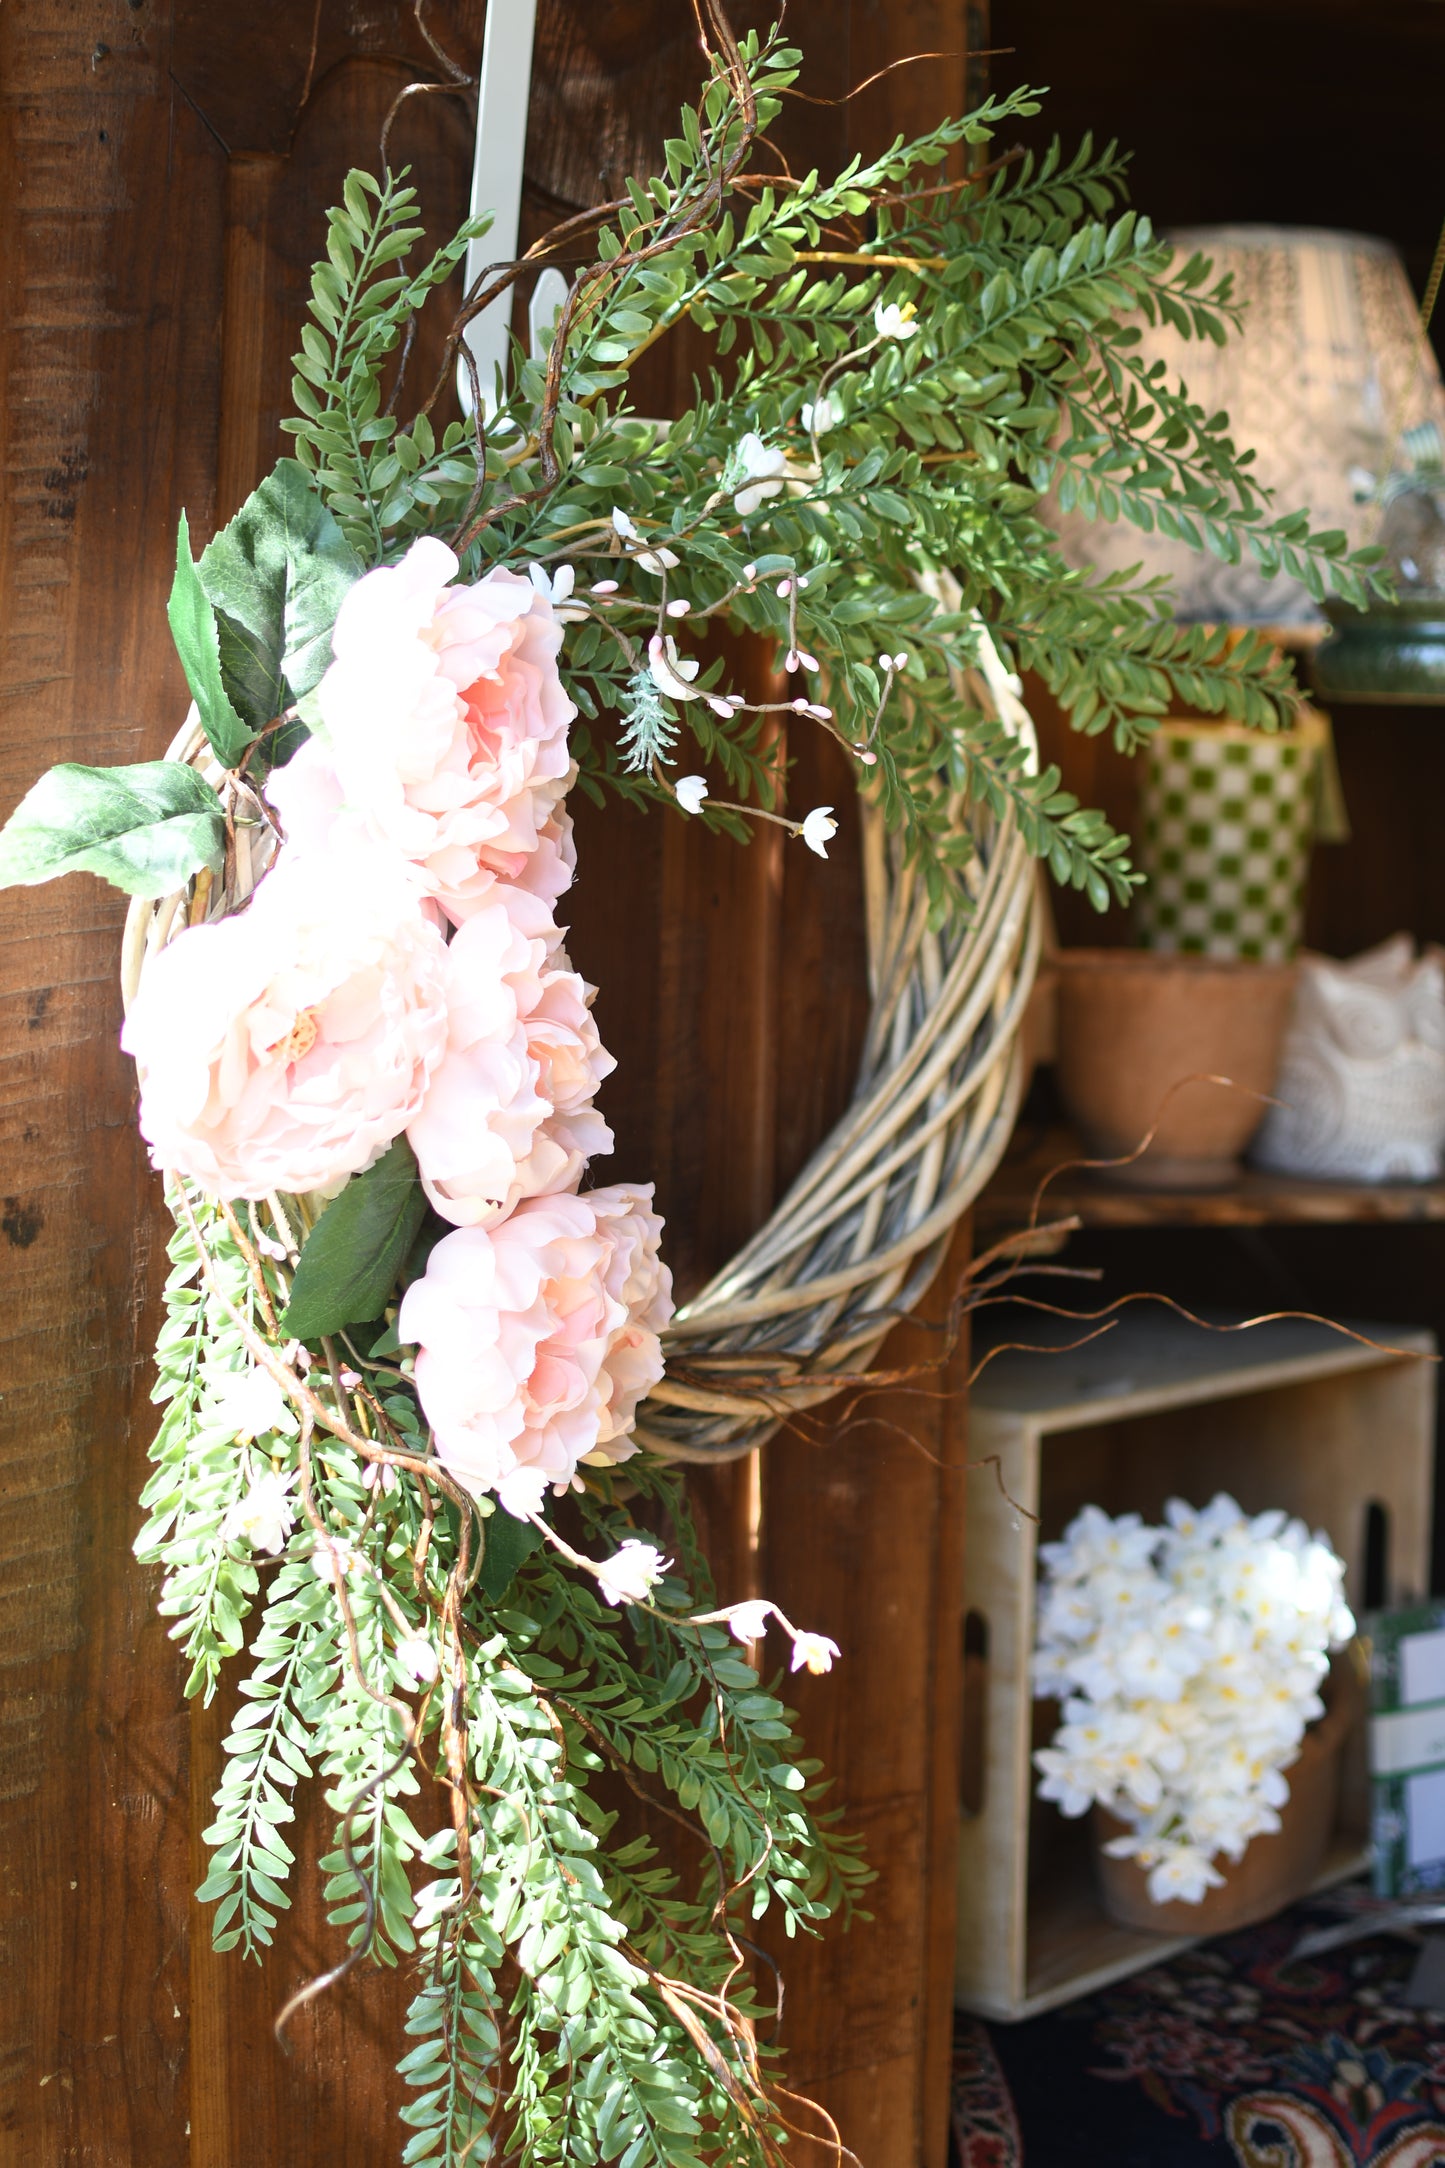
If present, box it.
[1134,714,1338,963]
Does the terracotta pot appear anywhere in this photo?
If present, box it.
[1092,1651,1364,1937]
[1053,950,1298,1188]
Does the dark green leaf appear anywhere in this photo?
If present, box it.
[478,1511,543,1601]
[0,761,225,897]
[168,511,254,768]
[198,459,361,730]
[282,1136,428,1339]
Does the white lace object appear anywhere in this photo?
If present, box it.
[1252,935,1445,1182]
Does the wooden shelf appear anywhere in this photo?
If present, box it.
[1003,1825,1372,2025]
[977,1124,1445,1238]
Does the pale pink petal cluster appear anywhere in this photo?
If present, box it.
[405,883,615,1227]
[122,840,449,1198]
[271,536,577,923]
[397,1184,670,1519]
[587,1185,674,1456]
[133,533,673,1495]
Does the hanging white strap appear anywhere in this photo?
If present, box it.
[460,0,539,419]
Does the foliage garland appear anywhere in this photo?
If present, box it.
[0,9,1387,2164]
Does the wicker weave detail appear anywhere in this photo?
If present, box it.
[639,627,1040,1461]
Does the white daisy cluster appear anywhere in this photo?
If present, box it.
[1032,1496,1355,1905]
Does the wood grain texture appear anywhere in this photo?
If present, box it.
[758,1230,972,2168]
[0,6,977,2161]
[0,3,224,2158]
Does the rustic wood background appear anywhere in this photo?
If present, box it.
[0,4,978,2162]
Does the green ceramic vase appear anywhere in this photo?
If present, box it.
[1313,598,1445,706]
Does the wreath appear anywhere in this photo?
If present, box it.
[0,12,1383,2165]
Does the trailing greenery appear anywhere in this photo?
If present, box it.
[274,26,1383,917]
[136,1201,863,2166]
[136,1199,278,1699]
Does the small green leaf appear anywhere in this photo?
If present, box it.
[478,1512,544,1602]
[281,1136,428,1339]
[0,761,225,897]
[199,459,361,730]
[168,511,254,768]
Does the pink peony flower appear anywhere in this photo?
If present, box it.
[397,1184,672,1517]
[406,884,615,1227]
[270,738,578,916]
[121,840,449,1198]
[273,536,576,924]
[587,1184,673,1457]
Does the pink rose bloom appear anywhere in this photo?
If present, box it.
[270,740,578,916]
[398,1184,672,1517]
[272,536,576,924]
[588,1185,673,1458]
[407,884,615,1227]
[122,841,448,1198]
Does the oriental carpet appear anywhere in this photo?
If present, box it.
[953,1892,1445,2166]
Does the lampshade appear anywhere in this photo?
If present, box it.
[1047,226,1445,624]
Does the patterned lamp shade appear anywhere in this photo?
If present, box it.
[1134,713,1341,963]
[1048,226,1445,624]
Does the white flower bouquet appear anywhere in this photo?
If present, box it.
[1033,1496,1356,1905]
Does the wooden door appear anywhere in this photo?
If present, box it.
[0,7,973,2161]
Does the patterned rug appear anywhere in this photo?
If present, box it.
[953,1893,1445,2166]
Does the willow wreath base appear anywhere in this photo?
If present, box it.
[640,629,1041,1460]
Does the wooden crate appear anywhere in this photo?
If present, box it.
[955,1311,1437,2021]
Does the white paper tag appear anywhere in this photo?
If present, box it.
[1372,1697,1445,1778]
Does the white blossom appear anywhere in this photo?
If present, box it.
[801,394,836,436]
[396,1634,440,1685]
[873,298,919,342]
[648,633,702,704]
[800,806,838,858]
[731,432,788,517]
[611,506,679,576]
[1147,1845,1226,1905]
[790,1630,841,1675]
[674,775,709,816]
[1033,1494,1354,1907]
[597,1539,671,1608]
[312,1532,364,1582]
[222,1470,296,1556]
[209,1365,296,1443]
[530,560,574,602]
[727,1599,773,1645]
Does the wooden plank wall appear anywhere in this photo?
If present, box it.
[0,6,975,2161]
